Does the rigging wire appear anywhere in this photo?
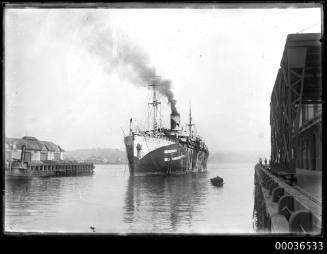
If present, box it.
[296,23,320,33]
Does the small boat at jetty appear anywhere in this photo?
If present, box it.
[210,176,224,187]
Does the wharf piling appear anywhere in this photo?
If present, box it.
[253,164,321,234]
[5,161,95,178]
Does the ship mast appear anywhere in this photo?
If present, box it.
[187,103,194,136]
[148,76,161,132]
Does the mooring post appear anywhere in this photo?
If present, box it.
[289,210,313,233]
[278,195,294,221]
[272,187,284,203]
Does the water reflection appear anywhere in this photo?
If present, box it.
[124,173,209,232]
[5,176,94,231]
[5,164,254,233]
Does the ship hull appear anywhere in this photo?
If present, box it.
[124,134,208,176]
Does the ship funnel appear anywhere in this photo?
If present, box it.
[170,113,180,130]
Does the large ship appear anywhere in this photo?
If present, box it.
[124,79,209,176]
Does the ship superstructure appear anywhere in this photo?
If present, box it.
[124,78,209,176]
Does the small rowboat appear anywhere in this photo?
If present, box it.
[210,176,224,187]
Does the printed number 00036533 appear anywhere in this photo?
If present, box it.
[275,242,323,251]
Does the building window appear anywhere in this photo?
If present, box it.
[308,105,314,120]
[5,151,11,161]
[302,105,307,123]
[301,104,316,125]
[24,152,31,162]
[41,152,48,161]
[54,153,60,161]
[314,104,322,117]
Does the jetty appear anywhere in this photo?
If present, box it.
[6,160,94,178]
[5,136,94,178]
[253,33,322,234]
[254,164,321,234]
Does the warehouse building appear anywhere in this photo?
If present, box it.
[5,136,65,163]
[269,33,322,199]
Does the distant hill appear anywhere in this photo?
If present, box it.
[208,151,270,163]
[64,148,127,164]
[64,148,269,165]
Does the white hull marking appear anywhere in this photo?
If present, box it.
[133,135,175,160]
[164,149,177,154]
[164,155,185,161]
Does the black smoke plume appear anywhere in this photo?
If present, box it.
[157,78,178,114]
[114,38,178,114]
[80,12,178,114]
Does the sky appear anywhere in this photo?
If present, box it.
[4,5,322,154]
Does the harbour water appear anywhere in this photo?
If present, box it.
[5,163,255,234]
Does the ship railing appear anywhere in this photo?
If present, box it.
[134,130,208,153]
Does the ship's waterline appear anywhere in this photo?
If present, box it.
[5,163,254,233]
[125,135,208,176]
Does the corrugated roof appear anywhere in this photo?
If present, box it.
[58,146,65,152]
[5,137,64,152]
[41,141,60,152]
[22,136,38,141]
[279,33,322,102]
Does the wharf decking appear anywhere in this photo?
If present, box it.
[6,161,95,178]
[253,164,321,234]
